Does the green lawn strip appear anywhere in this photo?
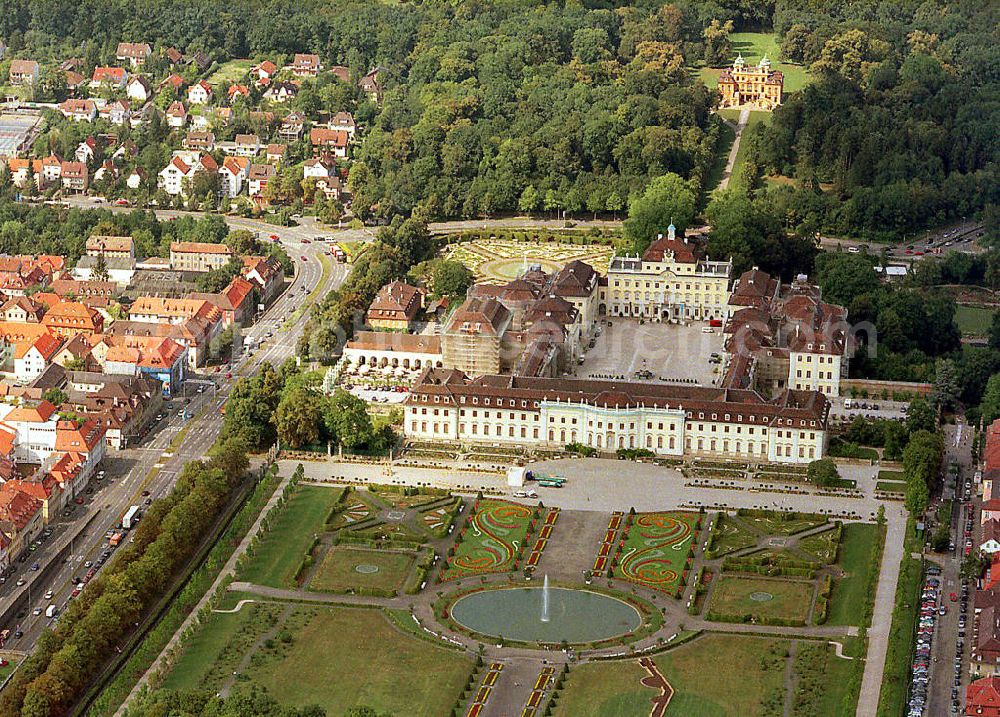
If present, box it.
[704,118,738,195]
[877,520,923,716]
[791,641,856,716]
[308,546,415,594]
[707,575,813,624]
[554,634,789,717]
[726,111,771,193]
[877,470,905,482]
[249,606,472,716]
[206,59,253,85]
[86,470,285,717]
[876,481,906,493]
[826,523,881,626]
[955,304,994,335]
[239,485,344,588]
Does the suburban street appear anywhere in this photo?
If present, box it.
[0,212,348,652]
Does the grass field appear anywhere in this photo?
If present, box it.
[791,641,856,716]
[698,33,812,94]
[703,119,738,195]
[0,657,19,683]
[876,481,907,493]
[308,546,415,594]
[206,59,253,86]
[726,112,771,192]
[708,576,813,623]
[827,523,882,626]
[251,607,471,716]
[238,485,344,588]
[554,634,788,716]
[955,304,993,336]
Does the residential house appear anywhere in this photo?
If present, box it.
[187,80,213,105]
[93,159,117,184]
[265,144,286,164]
[188,275,255,327]
[183,131,215,151]
[102,337,186,395]
[126,167,146,190]
[263,81,297,103]
[966,677,1000,715]
[160,73,184,93]
[40,155,63,185]
[86,235,134,260]
[13,333,62,383]
[360,68,383,101]
[0,483,43,563]
[984,520,1000,555]
[52,332,95,371]
[165,47,183,65]
[41,300,103,338]
[303,157,334,181]
[219,156,249,199]
[70,255,135,286]
[6,158,42,188]
[168,242,234,272]
[241,255,284,305]
[59,99,97,122]
[233,134,261,157]
[75,137,98,164]
[315,175,343,200]
[100,99,130,126]
[90,66,128,90]
[330,111,356,137]
[116,42,151,67]
[63,70,86,95]
[126,75,151,103]
[366,280,423,331]
[291,53,321,77]
[310,128,349,159]
[278,112,305,142]
[329,65,350,83]
[254,60,277,83]
[59,161,88,193]
[165,101,188,129]
[1,297,45,323]
[9,60,39,86]
[158,153,218,195]
[247,164,274,197]
[227,84,250,102]
[105,318,212,369]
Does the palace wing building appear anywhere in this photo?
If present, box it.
[405,369,829,465]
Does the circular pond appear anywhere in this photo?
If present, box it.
[449,587,642,644]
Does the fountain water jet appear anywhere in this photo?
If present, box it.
[541,574,550,622]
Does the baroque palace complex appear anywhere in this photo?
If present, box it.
[717,54,784,110]
[347,226,851,465]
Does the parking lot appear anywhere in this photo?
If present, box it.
[577,318,724,385]
[830,397,909,423]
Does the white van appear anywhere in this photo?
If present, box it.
[45,605,57,618]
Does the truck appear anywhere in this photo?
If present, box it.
[45,605,56,618]
[122,505,140,530]
[108,531,123,548]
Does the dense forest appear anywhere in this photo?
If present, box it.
[0,0,995,236]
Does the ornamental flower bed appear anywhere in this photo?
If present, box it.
[439,499,540,580]
[609,510,701,596]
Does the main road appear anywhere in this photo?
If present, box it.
[0,212,348,652]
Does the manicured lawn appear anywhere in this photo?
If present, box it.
[206,59,253,86]
[707,576,813,624]
[709,514,759,557]
[876,481,906,493]
[308,546,415,594]
[827,522,882,626]
[251,607,471,716]
[955,304,993,336]
[238,485,344,588]
[442,498,535,579]
[797,528,840,564]
[703,119,737,195]
[699,33,812,93]
[877,470,905,482]
[555,634,789,716]
[617,512,699,594]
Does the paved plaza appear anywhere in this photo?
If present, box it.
[577,318,724,385]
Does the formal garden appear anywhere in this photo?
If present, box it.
[610,511,701,596]
[443,237,614,284]
[440,498,539,580]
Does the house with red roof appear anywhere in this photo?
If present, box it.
[188,276,256,327]
[90,66,128,90]
[188,80,213,105]
[0,482,43,561]
[102,336,187,396]
[254,60,277,83]
[310,127,349,159]
[967,676,1000,715]
[13,332,63,383]
[165,100,188,129]
[241,255,284,304]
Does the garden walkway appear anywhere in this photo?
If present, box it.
[717,107,751,191]
[115,470,295,717]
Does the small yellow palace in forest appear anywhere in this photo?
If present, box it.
[717,54,783,110]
